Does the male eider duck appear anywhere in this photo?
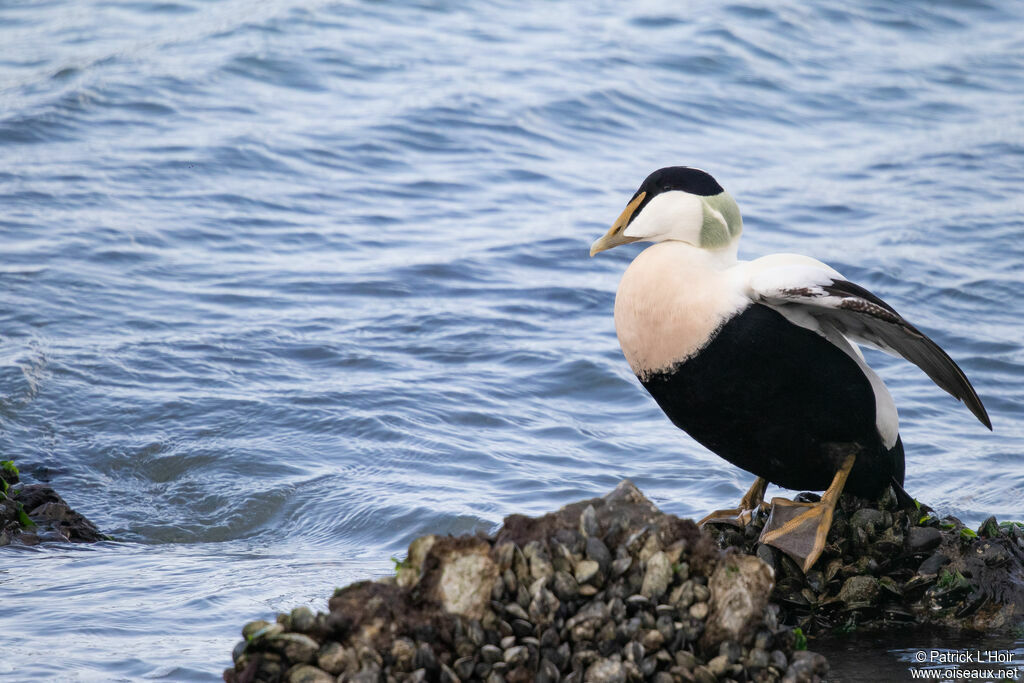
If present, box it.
[591,166,991,572]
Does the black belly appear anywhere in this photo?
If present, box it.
[640,303,904,498]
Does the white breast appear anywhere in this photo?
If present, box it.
[614,242,749,378]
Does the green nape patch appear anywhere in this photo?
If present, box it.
[391,556,412,572]
[699,192,742,248]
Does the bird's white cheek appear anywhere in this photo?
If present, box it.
[623,191,703,243]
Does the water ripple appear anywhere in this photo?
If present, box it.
[0,0,1022,679]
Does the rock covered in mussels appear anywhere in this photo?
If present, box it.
[225,481,825,682]
[706,489,1024,634]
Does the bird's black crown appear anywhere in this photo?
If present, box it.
[636,166,724,199]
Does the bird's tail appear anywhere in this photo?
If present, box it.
[890,477,919,511]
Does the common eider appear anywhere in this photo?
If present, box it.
[591,166,991,572]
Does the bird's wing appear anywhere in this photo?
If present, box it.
[743,254,991,429]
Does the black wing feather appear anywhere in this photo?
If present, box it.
[794,279,991,430]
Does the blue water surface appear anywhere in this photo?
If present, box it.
[1,0,1022,679]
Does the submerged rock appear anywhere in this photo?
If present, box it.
[226,481,824,682]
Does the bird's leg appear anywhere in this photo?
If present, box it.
[759,454,856,573]
[698,476,768,528]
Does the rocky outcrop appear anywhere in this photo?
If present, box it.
[225,481,824,683]
[0,460,106,546]
[224,481,1024,682]
[705,489,1024,634]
